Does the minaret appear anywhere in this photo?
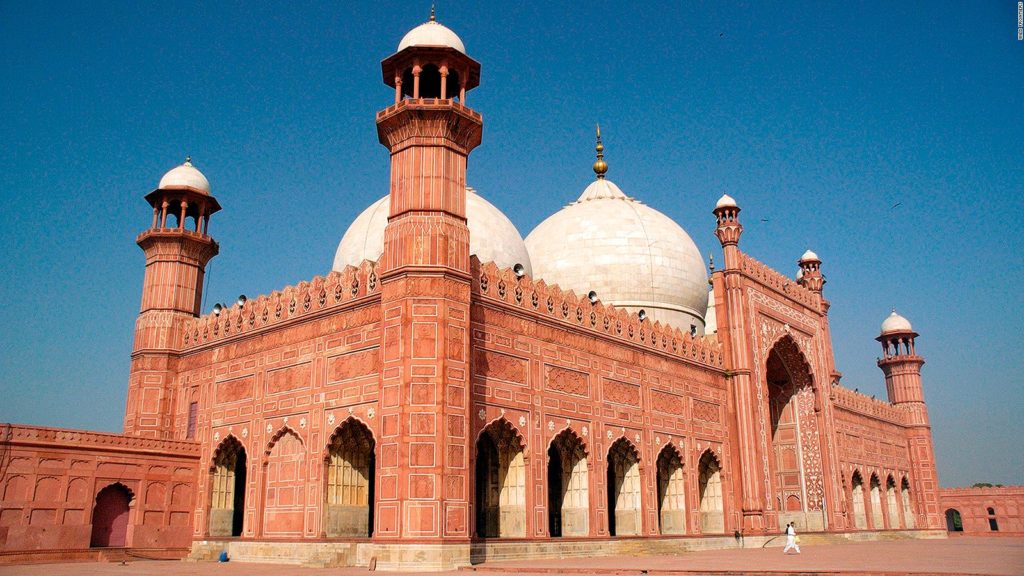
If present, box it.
[374,12,481,545]
[710,194,767,532]
[125,158,220,438]
[797,250,825,294]
[876,311,942,528]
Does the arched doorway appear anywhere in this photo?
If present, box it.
[851,471,867,529]
[945,508,963,532]
[764,335,821,530]
[869,474,884,529]
[697,450,724,534]
[900,477,915,529]
[325,418,375,537]
[656,445,685,534]
[606,438,641,536]
[547,429,588,537]
[209,436,247,537]
[475,418,526,538]
[886,475,901,529]
[90,483,132,547]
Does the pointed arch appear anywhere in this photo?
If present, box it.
[945,508,963,532]
[656,443,686,534]
[263,427,306,537]
[264,425,305,457]
[851,470,867,529]
[209,436,246,537]
[90,483,132,547]
[765,334,819,529]
[885,474,900,529]
[697,449,724,534]
[607,438,641,536]
[324,417,375,537]
[901,476,915,528]
[869,473,884,529]
[547,428,589,537]
[475,417,526,538]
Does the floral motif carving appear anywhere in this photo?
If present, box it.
[650,390,685,416]
[692,400,721,423]
[603,379,640,407]
[544,364,589,397]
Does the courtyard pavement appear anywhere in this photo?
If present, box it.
[0,536,1021,576]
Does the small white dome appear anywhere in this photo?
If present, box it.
[158,159,210,195]
[334,188,532,275]
[881,310,913,334]
[715,194,738,209]
[525,178,708,333]
[800,249,820,262]
[398,20,465,54]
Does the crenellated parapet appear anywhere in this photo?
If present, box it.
[180,260,381,351]
[831,385,907,425]
[1,423,201,457]
[472,259,724,370]
[738,251,818,309]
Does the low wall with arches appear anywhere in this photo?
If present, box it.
[0,424,200,563]
[939,486,1024,534]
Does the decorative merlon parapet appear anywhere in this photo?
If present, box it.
[737,251,818,309]
[180,261,381,351]
[831,385,905,424]
[939,485,1024,495]
[0,423,201,457]
[472,259,724,370]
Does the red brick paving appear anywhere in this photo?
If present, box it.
[0,537,1021,576]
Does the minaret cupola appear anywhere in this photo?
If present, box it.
[797,249,825,293]
[381,8,480,104]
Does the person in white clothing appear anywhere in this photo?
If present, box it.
[783,522,801,554]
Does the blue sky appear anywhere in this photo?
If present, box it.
[0,1,1020,487]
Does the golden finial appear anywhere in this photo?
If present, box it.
[593,124,608,179]
[429,3,436,21]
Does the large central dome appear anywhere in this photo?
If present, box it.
[525,173,708,333]
[334,188,532,275]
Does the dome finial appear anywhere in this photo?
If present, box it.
[184,155,192,166]
[429,3,436,21]
[593,124,608,179]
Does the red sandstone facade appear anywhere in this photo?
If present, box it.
[0,14,1005,571]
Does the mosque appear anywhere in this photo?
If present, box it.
[5,12,1017,571]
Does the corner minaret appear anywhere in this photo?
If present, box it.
[876,311,942,529]
[125,158,220,438]
[376,12,482,273]
[877,311,925,409]
[797,249,825,294]
[374,13,481,547]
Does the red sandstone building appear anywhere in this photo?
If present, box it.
[1,13,1019,570]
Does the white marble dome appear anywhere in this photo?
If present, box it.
[398,19,465,54]
[881,310,914,334]
[715,193,737,209]
[525,178,708,333]
[158,158,210,194]
[800,249,820,262]
[333,188,532,274]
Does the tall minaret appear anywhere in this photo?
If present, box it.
[710,195,768,533]
[125,158,220,438]
[374,12,482,544]
[876,311,942,529]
